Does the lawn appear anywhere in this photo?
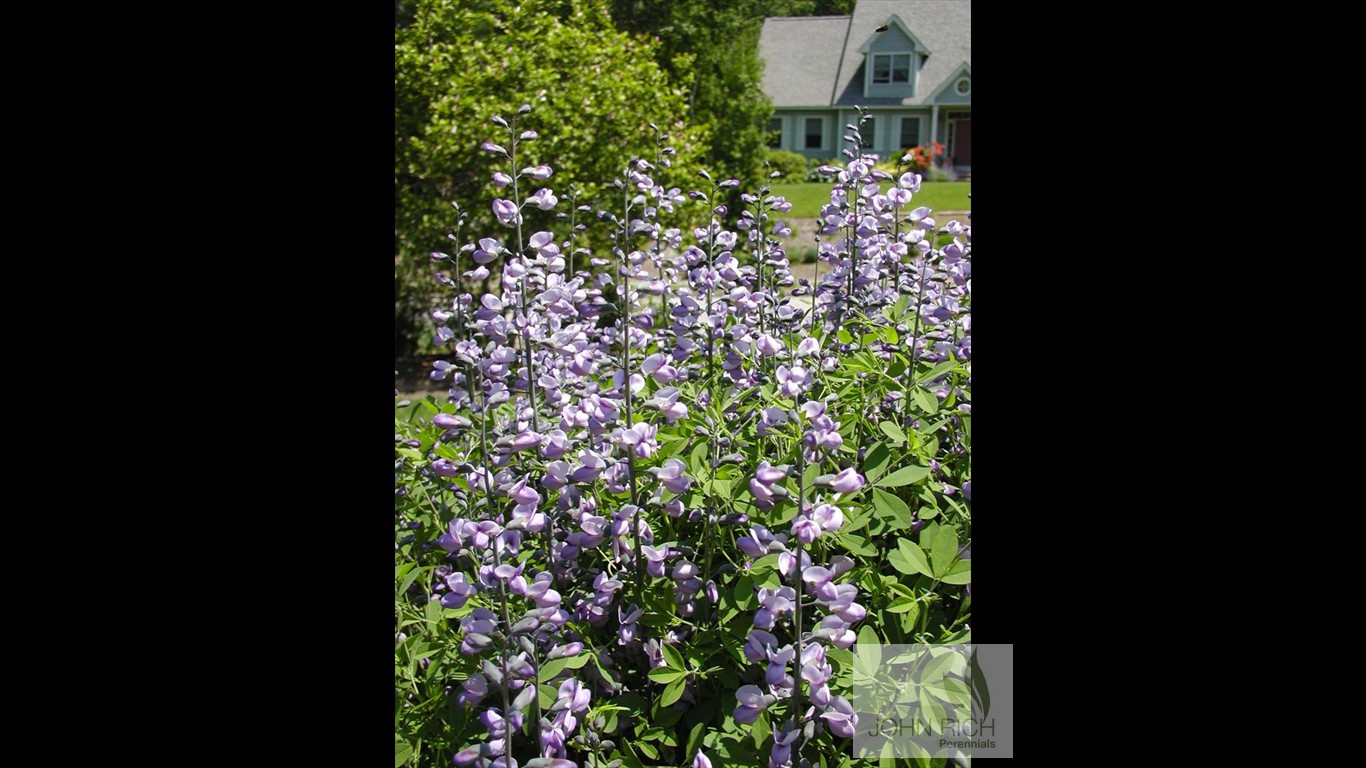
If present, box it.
[772,180,971,219]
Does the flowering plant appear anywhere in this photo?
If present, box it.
[899,141,945,174]
[396,105,971,768]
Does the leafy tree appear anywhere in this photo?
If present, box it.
[395,0,708,355]
[606,1,856,195]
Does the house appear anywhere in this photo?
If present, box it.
[758,0,970,173]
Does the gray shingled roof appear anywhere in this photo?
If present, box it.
[757,15,852,108]
[758,1,970,108]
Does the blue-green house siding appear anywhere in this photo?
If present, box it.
[934,76,971,104]
[863,24,922,99]
[773,108,933,161]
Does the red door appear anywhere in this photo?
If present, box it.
[954,120,971,165]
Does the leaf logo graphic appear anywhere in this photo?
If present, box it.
[969,646,991,720]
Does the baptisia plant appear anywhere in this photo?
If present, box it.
[397,101,969,768]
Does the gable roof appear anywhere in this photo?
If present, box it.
[757,15,853,108]
[758,0,971,108]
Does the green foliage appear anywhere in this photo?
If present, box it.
[394,0,708,355]
[609,1,802,188]
[763,148,809,183]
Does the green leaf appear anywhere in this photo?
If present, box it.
[836,532,877,557]
[398,564,423,597]
[689,442,710,480]
[872,487,913,530]
[918,521,941,553]
[896,538,934,578]
[753,709,771,748]
[917,359,960,384]
[539,683,558,711]
[878,420,907,445]
[931,526,960,579]
[893,294,910,320]
[395,740,414,767]
[539,652,592,682]
[940,558,971,585]
[708,476,732,498]
[970,647,992,719]
[863,442,892,482]
[887,547,917,576]
[878,464,931,487]
[887,354,907,379]
[686,721,706,760]
[912,387,939,415]
[660,676,686,707]
[886,596,919,613]
[837,329,853,344]
[648,668,687,684]
[661,643,686,671]
[917,504,940,520]
[840,505,871,534]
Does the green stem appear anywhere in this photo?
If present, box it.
[790,448,806,736]
[905,234,931,421]
[621,182,642,609]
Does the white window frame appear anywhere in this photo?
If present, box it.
[803,115,829,152]
[768,116,785,150]
[898,115,922,150]
[870,53,912,85]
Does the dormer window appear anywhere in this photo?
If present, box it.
[871,53,912,84]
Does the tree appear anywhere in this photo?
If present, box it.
[607,1,855,189]
[395,0,708,355]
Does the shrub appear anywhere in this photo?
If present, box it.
[898,141,945,174]
[764,149,809,184]
[394,0,709,355]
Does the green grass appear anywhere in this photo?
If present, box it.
[770,180,971,219]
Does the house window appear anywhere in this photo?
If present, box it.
[871,53,911,84]
[768,118,782,149]
[955,77,971,95]
[899,117,921,149]
[804,118,822,149]
[862,118,875,149]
